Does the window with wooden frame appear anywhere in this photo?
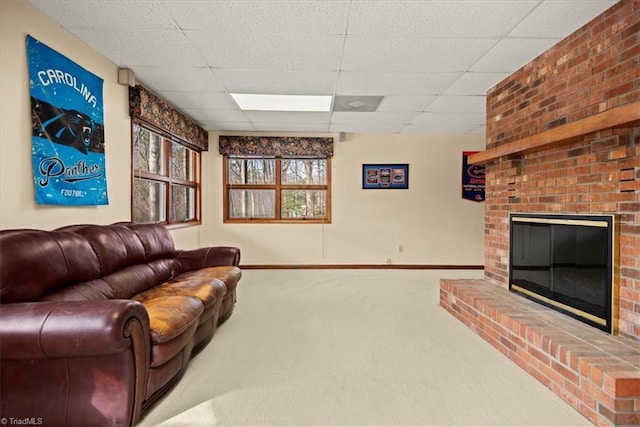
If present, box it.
[132,121,201,225]
[219,136,334,224]
[224,156,331,223]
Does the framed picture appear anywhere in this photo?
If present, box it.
[362,164,409,189]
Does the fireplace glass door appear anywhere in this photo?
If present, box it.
[509,214,616,333]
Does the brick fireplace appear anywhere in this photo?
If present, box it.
[440,1,639,425]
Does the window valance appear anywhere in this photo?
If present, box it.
[129,85,208,151]
[218,136,334,157]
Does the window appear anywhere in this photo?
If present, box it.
[224,156,331,223]
[132,121,200,225]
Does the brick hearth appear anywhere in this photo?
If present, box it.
[439,1,639,425]
[440,279,640,426]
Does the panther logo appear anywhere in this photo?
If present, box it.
[31,97,104,155]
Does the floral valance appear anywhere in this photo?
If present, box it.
[218,136,334,157]
[129,85,208,151]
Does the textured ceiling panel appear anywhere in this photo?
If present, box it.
[347,0,540,38]
[508,0,619,38]
[337,72,462,96]
[26,0,618,135]
[135,67,225,92]
[213,69,338,95]
[340,37,497,73]
[470,38,563,73]
[376,96,438,113]
[444,73,512,96]
[425,96,487,114]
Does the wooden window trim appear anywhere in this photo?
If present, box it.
[132,120,202,227]
[223,155,331,224]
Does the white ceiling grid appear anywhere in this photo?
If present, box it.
[27,0,618,135]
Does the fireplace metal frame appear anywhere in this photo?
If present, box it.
[508,213,619,334]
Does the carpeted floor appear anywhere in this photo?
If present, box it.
[138,269,592,426]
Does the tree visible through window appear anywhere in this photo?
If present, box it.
[132,122,200,225]
[224,156,330,223]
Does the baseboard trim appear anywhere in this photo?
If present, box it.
[239,264,484,270]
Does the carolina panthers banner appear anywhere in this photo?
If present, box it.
[27,35,108,205]
[462,151,485,202]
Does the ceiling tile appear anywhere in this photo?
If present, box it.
[377,96,438,113]
[425,96,486,114]
[162,0,350,35]
[411,112,486,126]
[69,29,206,67]
[201,122,256,132]
[509,1,618,38]
[25,0,618,136]
[331,112,419,124]
[213,69,337,95]
[401,123,482,134]
[470,38,562,73]
[341,37,497,72]
[186,31,292,70]
[330,123,405,133]
[244,111,331,124]
[252,123,332,133]
[186,109,248,123]
[288,36,345,71]
[337,72,462,96]
[28,1,177,30]
[348,1,539,38]
[134,67,225,92]
[155,91,238,110]
[444,73,511,96]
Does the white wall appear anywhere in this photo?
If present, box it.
[204,133,485,265]
[0,0,131,230]
[1,0,485,266]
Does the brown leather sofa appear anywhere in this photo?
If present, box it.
[0,222,242,426]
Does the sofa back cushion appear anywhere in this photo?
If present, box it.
[122,223,176,262]
[44,223,178,302]
[1,223,180,304]
[56,224,146,274]
[0,229,100,303]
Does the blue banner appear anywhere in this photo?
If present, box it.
[27,35,108,205]
[462,151,485,202]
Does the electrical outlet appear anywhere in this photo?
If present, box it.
[398,245,403,253]
[386,258,392,264]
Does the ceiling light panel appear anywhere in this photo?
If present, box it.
[231,94,332,112]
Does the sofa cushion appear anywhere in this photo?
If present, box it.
[139,295,203,368]
[175,266,242,295]
[122,223,176,263]
[0,230,100,303]
[133,278,226,310]
[56,224,146,275]
[141,296,203,344]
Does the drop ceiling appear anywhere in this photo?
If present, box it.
[27,0,619,135]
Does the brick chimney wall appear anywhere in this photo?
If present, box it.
[483,0,640,340]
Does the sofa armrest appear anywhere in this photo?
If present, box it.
[0,300,151,425]
[0,299,149,360]
[176,246,241,271]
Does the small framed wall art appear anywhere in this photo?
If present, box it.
[362,164,409,189]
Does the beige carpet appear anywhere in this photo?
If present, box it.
[138,269,591,426]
